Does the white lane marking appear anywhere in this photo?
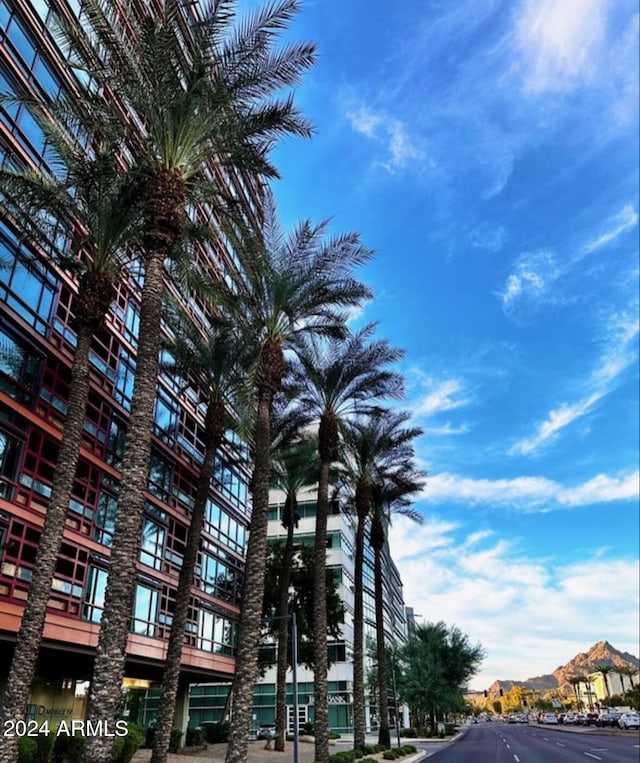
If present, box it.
[584,754,602,760]
[514,756,520,762]
[556,742,566,747]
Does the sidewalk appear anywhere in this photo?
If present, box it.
[132,735,437,763]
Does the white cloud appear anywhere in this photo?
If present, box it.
[411,377,472,418]
[511,312,639,454]
[499,250,560,313]
[584,204,638,253]
[343,98,427,173]
[345,103,383,138]
[420,469,639,510]
[515,0,610,93]
[389,516,640,687]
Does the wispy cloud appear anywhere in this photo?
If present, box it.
[420,469,639,510]
[511,312,639,454]
[343,98,428,174]
[584,204,638,253]
[499,250,561,314]
[411,377,472,418]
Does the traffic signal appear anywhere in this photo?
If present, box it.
[523,699,527,707]
[484,690,487,697]
[499,689,504,697]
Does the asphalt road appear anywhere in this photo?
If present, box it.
[420,724,640,762]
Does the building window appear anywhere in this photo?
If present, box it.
[0,426,24,500]
[197,609,237,656]
[94,490,117,547]
[139,518,165,572]
[0,325,42,405]
[0,225,56,334]
[83,565,107,623]
[132,583,158,637]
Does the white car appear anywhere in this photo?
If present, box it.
[618,712,640,729]
[543,714,559,725]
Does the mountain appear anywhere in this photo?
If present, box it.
[488,641,639,697]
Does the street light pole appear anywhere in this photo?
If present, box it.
[390,655,401,748]
[291,611,299,763]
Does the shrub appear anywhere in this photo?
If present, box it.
[361,759,378,763]
[53,732,85,762]
[400,744,417,754]
[18,738,38,763]
[113,723,145,763]
[168,728,183,753]
[445,723,456,736]
[382,751,400,760]
[400,727,416,738]
[200,721,229,743]
[185,726,204,747]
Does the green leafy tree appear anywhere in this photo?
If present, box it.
[398,622,485,730]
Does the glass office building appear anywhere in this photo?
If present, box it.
[0,0,254,726]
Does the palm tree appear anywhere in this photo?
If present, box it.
[369,464,425,747]
[597,663,614,703]
[291,326,405,761]
[149,307,246,763]
[340,410,422,751]
[270,428,318,751]
[51,3,317,759]
[220,195,373,763]
[0,96,139,763]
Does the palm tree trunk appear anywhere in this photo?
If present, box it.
[0,326,93,763]
[274,503,296,752]
[225,387,273,763]
[352,486,369,750]
[84,248,166,762]
[313,460,331,763]
[373,544,390,748]
[151,403,225,763]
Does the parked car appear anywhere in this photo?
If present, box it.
[584,713,599,726]
[618,712,640,730]
[596,712,622,727]
[256,723,277,739]
[542,714,559,725]
[563,713,578,725]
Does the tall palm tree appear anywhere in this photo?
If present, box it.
[51,3,317,759]
[0,96,139,763]
[369,464,425,747]
[270,429,318,751]
[340,410,422,751]
[150,307,245,763]
[291,326,405,761]
[220,195,373,763]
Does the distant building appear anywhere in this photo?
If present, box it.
[186,487,411,735]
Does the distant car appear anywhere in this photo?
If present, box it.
[618,712,640,730]
[584,712,599,726]
[596,712,622,727]
[256,723,277,739]
[563,713,578,725]
[574,713,587,725]
[542,714,558,725]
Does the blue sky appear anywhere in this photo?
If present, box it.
[242,0,639,686]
